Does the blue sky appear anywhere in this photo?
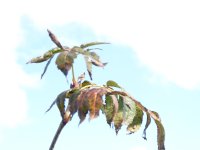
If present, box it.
[0,0,200,150]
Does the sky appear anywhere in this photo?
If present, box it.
[0,0,200,150]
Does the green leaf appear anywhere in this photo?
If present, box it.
[104,95,118,126]
[113,96,124,134]
[127,106,144,134]
[80,42,110,49]
[46,91,67,118]
[106,80,121,88]
[81,80,92,87]
[84,56,93,80]
[26,47,63,64]
[122,96,136,126]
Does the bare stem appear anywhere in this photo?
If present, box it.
[49,121,66,150]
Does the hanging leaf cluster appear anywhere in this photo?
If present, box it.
[47,80,165,150]
[27,29,109,79]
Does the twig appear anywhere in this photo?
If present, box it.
[49,120,66,150]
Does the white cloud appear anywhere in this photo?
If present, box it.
[130,146,147,150]
[0,0,39,129]
[19,0,200,89]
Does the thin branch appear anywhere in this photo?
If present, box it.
[49,120,66,150]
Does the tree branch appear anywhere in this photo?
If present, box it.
[49,121,66,150]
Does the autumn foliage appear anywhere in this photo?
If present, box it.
[27,30,165,150]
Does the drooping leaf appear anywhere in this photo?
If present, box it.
[46,91,67,118]
[113,96,124,134]
[86,88,104,120]
[41,56,54,79]
[104,95,119,126]
[66,90,80,117]
[76,90,89,124]
[143,112,151,140]
[104,95,115,126]
[127,106,144,134]
[152,111,165,150]
[106,80,121,89]
[122,96,136,126]
[80,42,110,49]
[55,51,77,77]
[84,56,93,80]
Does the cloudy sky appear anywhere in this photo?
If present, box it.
[0,0,200,150]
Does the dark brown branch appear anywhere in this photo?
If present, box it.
[49,120,66,150]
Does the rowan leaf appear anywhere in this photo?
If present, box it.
[106,80,121,89]
[127,106,144,134]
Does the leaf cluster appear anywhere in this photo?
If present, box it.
[47,80,165,150]
[27,29,109,79]
[27,30,165,150]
